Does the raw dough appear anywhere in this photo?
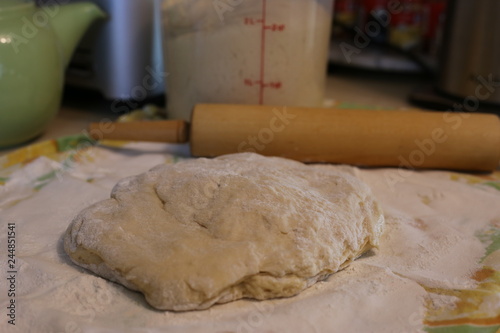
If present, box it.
[63,153,384,311]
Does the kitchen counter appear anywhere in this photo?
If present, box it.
[0,70,430,156]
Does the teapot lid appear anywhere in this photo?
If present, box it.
[0,0,33,12]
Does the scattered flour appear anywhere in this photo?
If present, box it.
[0,145,497,332]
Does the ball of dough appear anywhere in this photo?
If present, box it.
[64,153,384,311]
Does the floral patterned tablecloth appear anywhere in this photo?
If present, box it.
[0,135,499,333]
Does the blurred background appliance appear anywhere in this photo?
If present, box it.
[330,0,448,73]
[437,0,500,105]
[36,0,165,101]
[408,0,500,113]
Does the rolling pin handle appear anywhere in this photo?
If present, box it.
[88,120,189,144]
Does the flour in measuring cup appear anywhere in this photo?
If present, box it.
[162,0,333,120]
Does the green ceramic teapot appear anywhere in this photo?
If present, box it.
[0,0,105,148]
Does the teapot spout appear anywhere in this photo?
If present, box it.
[49,2,106,67]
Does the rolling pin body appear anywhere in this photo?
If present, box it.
[190,104,500,171]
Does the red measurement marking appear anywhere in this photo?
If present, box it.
[242,0,286,104]
[244,17,264,25]
[243,79,282,89]
[268,81,282,89]
[264,23,285,32]
[259,0,267,104]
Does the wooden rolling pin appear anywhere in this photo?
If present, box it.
[89,104,500,171]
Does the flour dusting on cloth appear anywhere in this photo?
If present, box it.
[1,142,499,333]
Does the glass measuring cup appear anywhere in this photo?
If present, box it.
[162,0,334,120]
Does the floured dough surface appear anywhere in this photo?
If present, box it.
[64,153,384,311]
